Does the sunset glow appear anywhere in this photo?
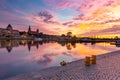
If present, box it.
[0,0,120,36]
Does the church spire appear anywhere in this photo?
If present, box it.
[36,29,39,33]
[28,25,31,33]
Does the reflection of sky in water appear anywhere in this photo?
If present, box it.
[0,41,119,79]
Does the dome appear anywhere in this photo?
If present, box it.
[6,24,13,30]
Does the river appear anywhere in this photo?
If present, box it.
[0,40,119,79]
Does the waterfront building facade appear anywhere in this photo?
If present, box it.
[0,24,20,38]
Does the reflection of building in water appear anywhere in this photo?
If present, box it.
[26,40,31,51]
[6,46,12,53]
[0,40,19,52]
[19,40,27,46]
[27,40,40,51]
[0,24,20,38]
[0,40,44,52]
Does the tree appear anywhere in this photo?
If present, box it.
[67,32,72,37]
[73,35,77,38]
[61,34,65,37]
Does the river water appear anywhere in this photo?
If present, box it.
[0,40,119,79]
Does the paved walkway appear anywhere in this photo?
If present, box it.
[6,50,120,80]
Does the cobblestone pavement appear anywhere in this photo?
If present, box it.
[6,50,120,80]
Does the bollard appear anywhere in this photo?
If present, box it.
[85,56,91,66]
[91,55,96,64]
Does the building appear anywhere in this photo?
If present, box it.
[0,24,20,38]
[28,26,39,37]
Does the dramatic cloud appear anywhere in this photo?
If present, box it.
[38,10,59,24]
[100,18,120,24]
[73,14,84,20]
[0,0,120,36]
[81,25,120,36]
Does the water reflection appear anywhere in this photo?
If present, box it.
[0,40,79,52]
[37,53,57,65]
[0,40,120,53]
[0,40,44,52]
[0,40,19,53]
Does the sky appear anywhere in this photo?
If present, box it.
[0,0,120,37]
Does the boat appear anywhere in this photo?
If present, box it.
[115,41,120,45]
[34,38,43,41]
[114,41,120,47]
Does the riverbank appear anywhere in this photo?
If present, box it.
[6,50,120,80]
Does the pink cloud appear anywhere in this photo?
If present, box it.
[44,0,81,9]
[37,10,60,24]
[80,25,120,36]
[46,0,119,23]
[14,9,27,16]
[73,14,84,20]
[100,18,120,24]
[63,21,73,26]
[63,21,79,27]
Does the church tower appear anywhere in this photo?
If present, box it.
[28,25,31,33]
[36,29,39,33]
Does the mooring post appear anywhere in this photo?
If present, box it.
[85,56,91,66]
[91,55,96,64]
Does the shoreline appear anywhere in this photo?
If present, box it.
[6,50,120,80]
